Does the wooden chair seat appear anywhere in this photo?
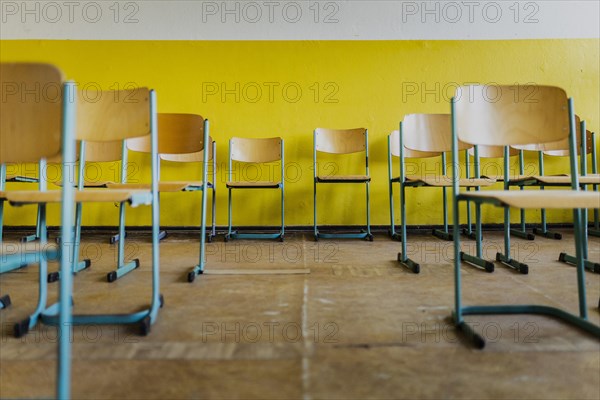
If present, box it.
[405,175,495,187]
[484,174,532,182]
[5,189,151,205]
[107,181,212,192]
[316,175,370,183]
[461,190,599,209]
[537,175,598,185]
[508,174,600,185]
[6,174,39,183]
[226,181,281,189]
[54,180,116,188]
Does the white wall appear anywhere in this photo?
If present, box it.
[1,0,598,40]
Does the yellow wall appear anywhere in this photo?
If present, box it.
[1,40,598,227]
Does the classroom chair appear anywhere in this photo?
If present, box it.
[161,136,217,243]
[512,123,599,272]
[450,84,600,348]
[108,113,210,283]
[10,85,162,340]
[396,114,496,273]
[388,129,438,240]
[313,128,372,241]
[225,137,284,242]
[1,62,77,399]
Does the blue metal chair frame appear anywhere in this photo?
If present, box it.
[225,138,285,242]
[462,148,522,240]
[450,90,600,348]
[313,129,372,241]
[160,138,217,244]
[0,163,43,277]
[148,116,211,284]
[0,162,43,246]
[13,89,162,348]
[555,123,600,273]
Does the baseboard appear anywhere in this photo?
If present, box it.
[2,223,587,235]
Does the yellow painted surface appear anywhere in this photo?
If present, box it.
[1,40,598,227]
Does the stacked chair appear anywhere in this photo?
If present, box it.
[313,128,373,241]
[106,113,210,283]
[450,84,600,348]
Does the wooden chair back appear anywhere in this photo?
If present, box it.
[315,128,366,154]
[161,137,214,162]
[403,114,471,153]
[77,87,150,142]
[1,63,64,163]
[389,130,439,159]
[127,113,205,155]
[468,145,519,158]
[544,130,594,157]
[230,137,282,163]
[84,140,123,162]
[454,85,569,146]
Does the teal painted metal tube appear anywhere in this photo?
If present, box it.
[198,119,209,271]
[580,120,588,258]
[567,99,587,319]
[227,138,233,237]
[473,145,483,257]
[387,135,396,237]
[450,97,462,323]
[591,131,598,230]
[58,80,77,400]
[365,130,371,236]
[503,146,511,259]
[441,152,449,233]
[71,141,86,274]
[0,163,5,242]
[115,139,128,266]
[148,89,161,323]
[399,122,407,261]
[281,139,285,237]
[461,305,599,337]
[464,150,472,236]
[313,130,318,238]
[518,150,526,232]
[212,141,217,237]
[538,151,548,232]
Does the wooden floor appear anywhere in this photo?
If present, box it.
[1,229,599,399]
